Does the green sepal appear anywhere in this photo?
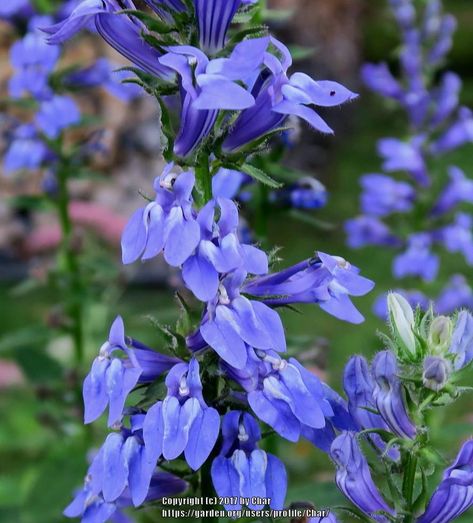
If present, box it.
[240,163,283,189]
[118,9,175,34]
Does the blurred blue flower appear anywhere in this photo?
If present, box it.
[360,174,415,217]
[436,275,473,314]
[3,124,49,173]
[393,233,439,281]
[432,166,473,216]
[440,213,473,266]
[345,216,400,249]
[36,95,81,138]
[448,310,473,370]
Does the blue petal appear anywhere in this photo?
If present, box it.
[164,208,200,266]
[194,75,255,110]
[185,407,220,470]
[121,207,147,264]
[123,436,153,507]
[265,454,287,509]
[182,254,219,302]
[108,316,126,348]
[102,433,128,502]
[211,456,241,510]
[162,397,201,460]
[83,357,109,424]
[143,401,164,465]
[142,205,166,261]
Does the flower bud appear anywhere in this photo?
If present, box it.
[449,310,473,370]
[422,356,451,392]
[387,292,416,356]
[428,316,453,354]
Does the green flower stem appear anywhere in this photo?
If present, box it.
[195,154,212,207]
[56,157,85,368]
[402,451,418,522]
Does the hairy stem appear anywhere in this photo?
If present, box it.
[402,452,418,522]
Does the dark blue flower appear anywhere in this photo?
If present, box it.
[43,0,173,81]
[83,316,179,426]
[393,233,439,282]
[142,358,220,470]
[417,439,473,523]
[211,411,287,511]
[345,216,400,249]
[371,350,416,439]
[221,37,357,153]
[330,432,395,521]
[244,252,374,324]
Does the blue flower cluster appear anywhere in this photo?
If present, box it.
[345,0,473,316]
[46,1,375,521]
[2,3,141,178]
[328,293,473,523]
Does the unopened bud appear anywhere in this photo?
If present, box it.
[428,316,452,354]
[387,293,416,356]
[422,356,451,392]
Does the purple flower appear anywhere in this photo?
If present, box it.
[222,37,357,152]
[142,358,220,470]
[428,14,457,66]
[440,213,473,266]
[345,216,400,249]
[35,95,81,139]
[361,62,402,100]
[9,28,60,101]
[330,432,395,521]
[432,107,473,154]
[83,316,179,426]
[417,439,473,523]
[431,72,461,126]
[159,40,266,156]
[43,0,173,81]
[240,351,336,443]
[199,270,285,369]
[343,355,399,460]
[436,275,473,314]
[377,136,428,186]
[360,174,415,217]
[448,310,473,370]
[432,167,473,215]
[0,0,32,20]
[244,252,374,324]
[272,177,327,210]
[309,515,338,523]
[3,124,49,173]
[211,168,247,199]
[371,351,416,439]
[65,456,187,523]
[393,233,439,281]
[211,411,287,511]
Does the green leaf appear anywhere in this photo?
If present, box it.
[14,349,63,384]
[119,9,175,33]
[240,163,282,189]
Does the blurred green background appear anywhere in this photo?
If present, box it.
[1,1,473,522]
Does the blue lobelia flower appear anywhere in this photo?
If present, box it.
[158,40,265,157]
[211,411,287,511]
[371,350,416,439]
[0,0,32,20]
[65,427,187,523]
[393,233,439,282]
[243,251,374,324]
[361,62,403,101]
[436,275,473,314]
[121,164,200,267]
[43,0,173,81]
[142,358,220,471]
[345,216,400,249]
[35,95,81,139]
[431,72,462,127]
[221,37,357,153]
[440,213,473,266]
[83,316,179,426]
[64,58,142,101]
[448,310,473,370]
[182,195,268,301]
[360,174,415,217]
[199,269,285,369]
[9,22,60,101]
[417,439,473,523]
[343,355,399,460]
[3,124,50,173]
[330,432,395,522]
[432,166,473,216]
[271,177,327,210]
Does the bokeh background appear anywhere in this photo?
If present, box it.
[0,1,472,522]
